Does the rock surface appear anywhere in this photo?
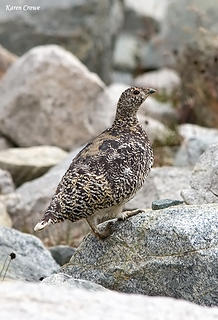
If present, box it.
[43,273,107,291]
[1,281,218,320]
[0,168,15,195]
[0,226,58,281]
[126,166,191,210]
[49,246,76,266]
[62,204,218,306]
[0,146,68,186]
[175,124,218,167]
[182,144,218,204]
[134,68,180,94]
[0,45,17,78]
[0,0,124,83]
[124,0,169,22]
[0,135,13,150]
[0,202,12,227]
[0,45,115,150]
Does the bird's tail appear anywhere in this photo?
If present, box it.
[34,212,56,232]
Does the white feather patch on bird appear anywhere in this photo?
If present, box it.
[34,219,52,232]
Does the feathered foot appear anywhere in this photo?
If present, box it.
[86,217,113,239]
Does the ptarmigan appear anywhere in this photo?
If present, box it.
[34,87,156,239]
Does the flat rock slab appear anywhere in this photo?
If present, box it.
[0,226,58,281]
[0,146,68,186]
[0,281,218,320]
[62,204,218,307]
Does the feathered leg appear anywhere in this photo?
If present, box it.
[86,216,113,239]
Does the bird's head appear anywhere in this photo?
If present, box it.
[115,87,156,120]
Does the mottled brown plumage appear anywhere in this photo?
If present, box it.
[34,87,156,238]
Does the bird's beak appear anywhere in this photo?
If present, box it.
[148,88,156,95]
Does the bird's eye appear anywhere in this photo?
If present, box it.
[133,90,140,95]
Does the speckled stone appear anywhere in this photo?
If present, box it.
[0,226,58,281]
[62,204,218,307]
[152,199,184,210]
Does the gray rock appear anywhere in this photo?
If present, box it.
[62,204,218,307]
[0,45,115,150]
[0,146,68,186]
[152,199,184,210]
[0,226,58,281]
[43,273,107,291]
[113,1,158,72]
[0,202,12,227]
[127,166,191,210]
[163,0,218,64]
[0,44,17,79]
[113,34,140,71]
[1,282,218,320]
[141,97,178,127]
[112,71,133,85]
[0,168,15,195]
[134,68,181,95]
[139,37,170,71]
[0,0,124,83]
[175,124,218,167]
[182,144,218,205]
[49,246,76,266]
[138,0,218,71]
[0,135,13,150]
[124,0,169,22]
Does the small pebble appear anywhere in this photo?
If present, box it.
[152,199,184,210]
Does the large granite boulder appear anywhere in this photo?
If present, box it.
[0,0,124,83]
[0,226,58,281]
[175,124,218,167]
[1,281,218,320]
[0,45,115,150]
[62,204,218,307]
[0,146,68,186]
[181,144,218,204]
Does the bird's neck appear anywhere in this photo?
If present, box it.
[113,103,138,127]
